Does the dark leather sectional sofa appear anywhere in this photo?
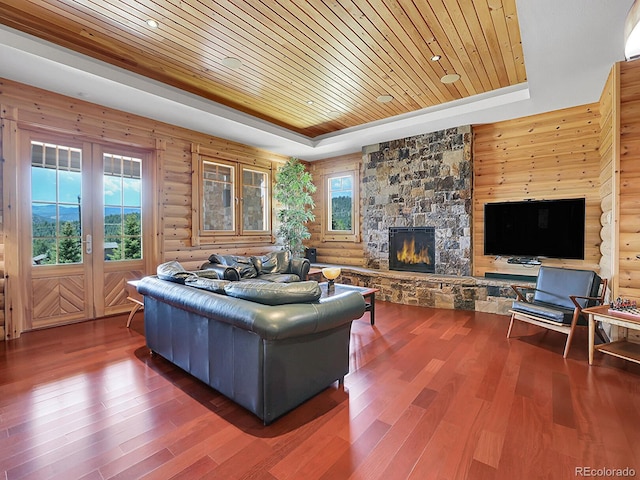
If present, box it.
[137,271,365,424]
[200,249,310,282]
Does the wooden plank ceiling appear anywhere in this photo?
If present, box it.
[0,0,526,138]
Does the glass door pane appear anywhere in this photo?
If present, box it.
[103,153,142,261]
[31,141,83,265]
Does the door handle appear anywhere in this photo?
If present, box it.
[85,234,92,254]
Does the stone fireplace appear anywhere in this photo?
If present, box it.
[338,125,516,314]
[362,125,472,277]
[389,227,435,273]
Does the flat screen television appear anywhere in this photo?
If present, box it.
[484,198,586,260]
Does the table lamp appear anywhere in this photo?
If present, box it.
[321,267,341,290]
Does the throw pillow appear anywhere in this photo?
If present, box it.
[195,270,220,279]
[209,254,257,278]
[224,280,321,305]
[253,250,291,274]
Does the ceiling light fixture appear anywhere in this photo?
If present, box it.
[376,94,394,103]
[145,19,159,29]
[221,57,243,69]
[441,73,461,84]
[431,55,441,61]
[306,100,314,105]
[625,0,640,59]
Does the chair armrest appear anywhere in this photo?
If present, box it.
[289,257,310,280]
[511,284,536,302]
[569,278,608,311]
[569,294,604,311]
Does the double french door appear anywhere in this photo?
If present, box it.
[22,133,154,330]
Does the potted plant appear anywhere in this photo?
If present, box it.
[273,157,316,257]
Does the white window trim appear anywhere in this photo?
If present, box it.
[321,169,359,243]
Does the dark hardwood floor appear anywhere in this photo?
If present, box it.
[1,302,639,480]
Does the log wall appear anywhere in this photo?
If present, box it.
[618,59,640,302]
[473,104,603,277]
[599,64,618,293]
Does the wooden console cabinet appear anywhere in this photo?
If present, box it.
[583,305,640,366]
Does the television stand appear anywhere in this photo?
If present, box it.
[507,257,541,265]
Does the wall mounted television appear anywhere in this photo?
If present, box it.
[484,198,586,260]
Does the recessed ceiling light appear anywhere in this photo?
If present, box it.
[221,57,243,69]
[306,100,314,105]
[441,73,461,84]
[146,19,159,29]
[377,94,394,103]
[431,55,441,61]
[327,111,341,118]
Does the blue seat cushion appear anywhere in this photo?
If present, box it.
[511,300,574,324]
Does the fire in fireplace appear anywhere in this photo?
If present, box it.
[389,227,435,273]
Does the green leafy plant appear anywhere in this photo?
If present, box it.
[273,157,316,257]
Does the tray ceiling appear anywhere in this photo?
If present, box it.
[0,0,526,138]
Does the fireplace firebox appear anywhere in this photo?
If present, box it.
[389,227,435,273]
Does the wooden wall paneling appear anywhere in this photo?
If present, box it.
[472,103,602,277]
[1,105,31,338]
[0,110,3,338]
[618,59,640,302]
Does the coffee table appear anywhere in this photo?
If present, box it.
[319,282,379,325]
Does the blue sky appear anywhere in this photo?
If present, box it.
[32,167,141,207]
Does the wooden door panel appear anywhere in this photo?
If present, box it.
[32,275,86,328]
[102,269,145,316]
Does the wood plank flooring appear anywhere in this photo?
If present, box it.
[1,302,639,479]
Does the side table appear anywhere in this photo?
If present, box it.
[125,280,143,328]
[583,304,640,366]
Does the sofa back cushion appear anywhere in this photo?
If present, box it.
[252,250,291,275]
[224,280,321,305]
[533,266,601,310]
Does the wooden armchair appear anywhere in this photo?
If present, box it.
[507,266,608,358]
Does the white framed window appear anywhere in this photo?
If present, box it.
[322,169,359,242]
[328,174,354,232]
